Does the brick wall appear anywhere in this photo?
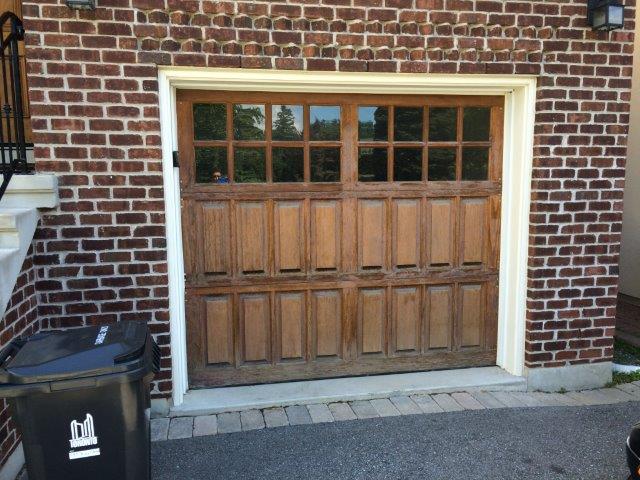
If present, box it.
[0,246,39,467]
[21,0,636,398]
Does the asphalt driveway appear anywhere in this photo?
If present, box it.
[152,402,638,480]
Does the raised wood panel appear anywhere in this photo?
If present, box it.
[276,292,306,361]
[392,199,420,269]
[205,296,233,365]
[202,202,231,275]
[312,290,342,358]
[427,199,454,267]
[426,285,452,350]
[275,201,305,274]
[392,286,420,353]
[311,201,341,272]
[239,293,271,363]
[460,284,483,348]
[460,198,486,266]
[236,202,269,275]
[358,199,386,270]
[359,288,386,355]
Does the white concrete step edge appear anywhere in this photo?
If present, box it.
[170,366,527,417]
[0,208,38,319]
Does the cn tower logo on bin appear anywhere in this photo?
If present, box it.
[68,414,101,460]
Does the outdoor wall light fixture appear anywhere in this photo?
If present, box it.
[588,0,625,31]
[65,0,95,9]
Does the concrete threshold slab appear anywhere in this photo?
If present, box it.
[171,367,526,417]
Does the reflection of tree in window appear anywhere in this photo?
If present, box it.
[358,148,387,182]
[273,147,303,182]
[310,106,341,141]
[394,107,422,141]
[272,105,302,141]
[463,108,490,141]
[462,147,489,180]
[195,147,227,183]
[233,104,265,140]
[235,147,266,183]
[394,148,422,181]
[429,108,457,142]
[193,104,226,141]
[428,148,456,181]
[358,107,388,141]
[311,148,340,182]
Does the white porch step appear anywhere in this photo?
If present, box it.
[0,207,39,318]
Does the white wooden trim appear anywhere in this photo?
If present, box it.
[157,68,537,405]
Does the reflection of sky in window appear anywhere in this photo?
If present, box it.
[272,105,303,132]
[358,106,377,123]
[311,106,340,123]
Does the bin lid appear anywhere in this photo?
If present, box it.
[2,321,149,384]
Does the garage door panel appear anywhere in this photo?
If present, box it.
[205,295,234,365]
[236,202,269,275]
[392,199,421,270]
[311,200,341,272]
[392,286,421,354]
[275,201,306,274]
[276,291,306,362]
[425,285,452,351]
[202,202,231,276]
[460,284,484,348]
[239,293,271,363]
[427,199,455,267]
[358,288,386,356]
[312,290,342,359]
[460,198,487,267]
[358,199,387,271]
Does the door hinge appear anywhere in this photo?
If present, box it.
[172,151,179,168]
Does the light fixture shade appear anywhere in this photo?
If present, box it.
[65,0,95,9]
[588,0,625,31]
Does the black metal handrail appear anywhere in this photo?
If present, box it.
[0,11,27,200]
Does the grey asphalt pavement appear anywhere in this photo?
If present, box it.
[152,402,639,480]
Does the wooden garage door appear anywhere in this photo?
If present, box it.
[177,91,504,388]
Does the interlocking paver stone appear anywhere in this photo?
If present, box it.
[350,400,379,419]
[193,415,217,437]
[390,396,422,415]
[168,417,193,440]
[410,394,444,414]
[307,403,334,423]
[470,392,506,409]
[328,402,357,421]
[263,407,289,428]
[286,405,313,425]
[151,418,170,442]
[432,394,464,412]
[451,392,485,410]
[370,398,401,417]
[241,409,265,431]
[217,412,242,433]
[490,391,527,408]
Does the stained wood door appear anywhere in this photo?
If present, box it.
[178,91,504,388]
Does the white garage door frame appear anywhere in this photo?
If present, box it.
[157,67,537,407]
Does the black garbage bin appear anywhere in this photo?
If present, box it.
[0,321,159,480]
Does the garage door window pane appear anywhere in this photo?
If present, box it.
[394,107,423,142]
[193,104,226,141]
[233,104,265,141]
[310,147,340,182]
[428,148,456,181]
[394,148,422,181]
[359,106,388,142]
[234,147,266,183]
[310,106,341,141]
[272,105,304,141]
[429,107,457,142]
[195,147,228,183]
[358,147,387,182]
[462,147,489,180]
[273,147,304,182]
[463,107,490,141]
